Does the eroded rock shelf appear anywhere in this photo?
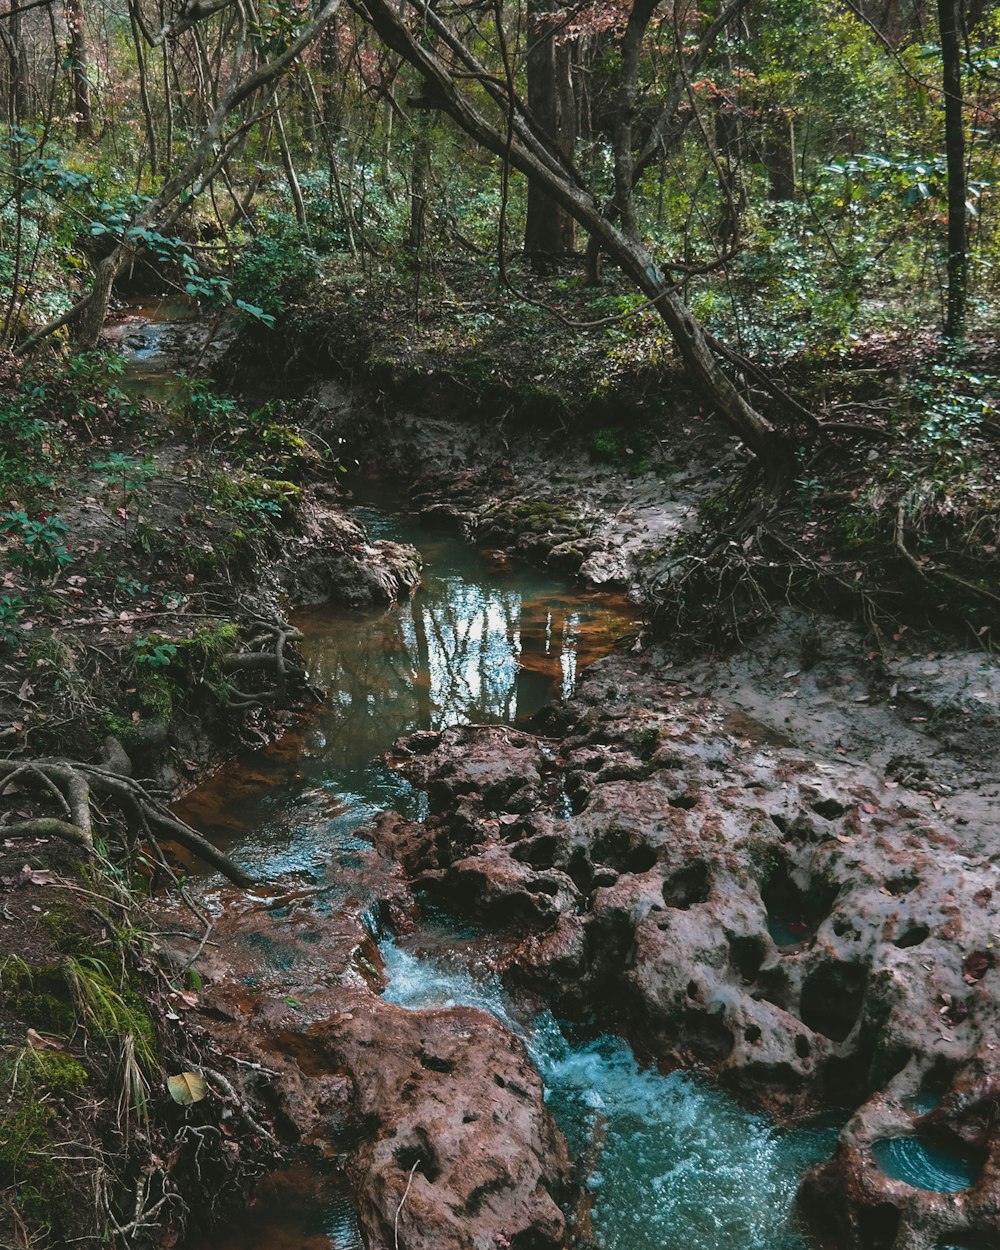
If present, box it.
[163,496,1000,1250]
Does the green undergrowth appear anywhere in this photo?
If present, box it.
[0,921,160,1242]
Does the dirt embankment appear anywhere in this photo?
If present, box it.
[0,326,427,1248]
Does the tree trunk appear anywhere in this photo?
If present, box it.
[408,115,432,252]
[937,0,967,339]
[65,0,93,140]
[523,5,575,269]
[0,5,28,124]
[763,111,796,201]
[276,105,310,234]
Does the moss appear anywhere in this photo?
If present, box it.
[136,670,177,720]
[1,962,75,1036]
[0,1050,89,1237]
[0,1098,62,1222]
[42,903,95,956]
[23,1048,90,1092]
[212,472,302,514]
[629,726,661,759]
[241,418,309,460]
[99,711,153,750]
[747,841,784,883]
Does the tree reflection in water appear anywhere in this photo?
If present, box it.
[176,514,635,873]
[303,574,625,773]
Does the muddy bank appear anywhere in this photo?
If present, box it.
[223,292,1000,646]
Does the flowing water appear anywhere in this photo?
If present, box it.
[173,501,838,1249]
[380,934,838,1250]
[125,312,837,1248]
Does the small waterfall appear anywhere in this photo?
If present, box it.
[380,938,838,1250]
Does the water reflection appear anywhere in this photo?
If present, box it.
[292,507,633,765]
[176,505,636,876]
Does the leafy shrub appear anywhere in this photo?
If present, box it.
[0,512,73,577]
[233,211,317,318]
[0,594,24,645]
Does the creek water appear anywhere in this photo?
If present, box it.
[121,313,837,1248]
[175,501,837,1250]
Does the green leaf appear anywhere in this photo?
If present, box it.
[167,1072,208,1105]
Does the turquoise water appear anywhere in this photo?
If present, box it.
[176,497,836,1248]
[381,938,838,1250]
[872,1135,980,1193]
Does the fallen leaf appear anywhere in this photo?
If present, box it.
[167,1072,208,1105]
[962,951,990,984]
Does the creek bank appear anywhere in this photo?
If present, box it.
[223,287,1000,643]
[0,314,428,1247]
[367,643,1000,1249]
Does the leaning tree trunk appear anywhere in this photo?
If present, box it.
[355,0,785,461]
[937,0,967,339]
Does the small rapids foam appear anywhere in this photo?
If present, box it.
[380,939,837,1250]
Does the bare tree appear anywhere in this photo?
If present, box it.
[937,0,966,338]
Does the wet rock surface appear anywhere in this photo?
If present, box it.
[371,646,1000,1249]
[154,851,570,1250]
[285,486,422,607]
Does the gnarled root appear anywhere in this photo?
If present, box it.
[221,618,320,709]
[0,757,255,886]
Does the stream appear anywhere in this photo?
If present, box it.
[121,309,838,1249]
[177,503,838,1250]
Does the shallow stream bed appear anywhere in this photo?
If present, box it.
[176,498,838,1250]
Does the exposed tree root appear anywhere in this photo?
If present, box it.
[221,619,319,710]
[0,757,255,886]
[649,457,1000,651]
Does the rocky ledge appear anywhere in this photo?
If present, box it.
[369,648,1000,1250]
[153,850,570,1250]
